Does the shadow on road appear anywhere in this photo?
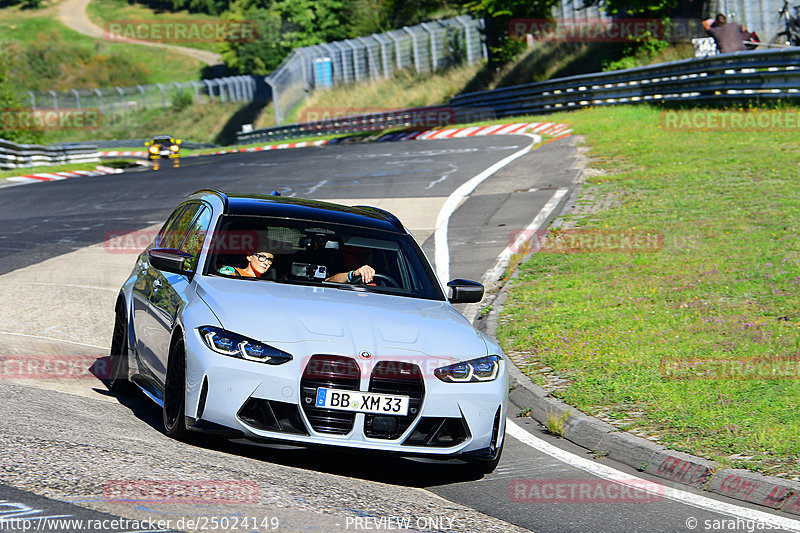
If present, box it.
[107,383,487,488]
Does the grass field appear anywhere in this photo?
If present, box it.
[0,6,205,86]
[289,63,485,124]
[39,100,256,145]
[497,104,800,478]
[85,0,220,53]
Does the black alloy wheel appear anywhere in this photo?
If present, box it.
[163,340,188,440]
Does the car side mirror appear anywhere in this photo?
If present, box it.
[447,279,484,304]
[148,248,193,276]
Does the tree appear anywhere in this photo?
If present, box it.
[460,0,560,69]
[219,0,349,74]
[580,0,679,16]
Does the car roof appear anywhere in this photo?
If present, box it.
[190,190,405,233]
[152,135,173,140]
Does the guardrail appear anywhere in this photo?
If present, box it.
[0,139,99,170]
[238,48,800,144]
[235,106,491,144]
[449,48,800,117]
[83,139,217,150]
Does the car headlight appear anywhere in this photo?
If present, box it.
[148,146,158,154]
[198,326,292,365]
[434,355,499,383]
[170,145,179,151]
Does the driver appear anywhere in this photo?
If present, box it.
[326,265,375,284]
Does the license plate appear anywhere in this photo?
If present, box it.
[315,387,409,416]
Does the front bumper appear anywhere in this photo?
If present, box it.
[148,148,179,159]
[184,330,506,456]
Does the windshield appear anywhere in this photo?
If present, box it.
[204,215,444,300]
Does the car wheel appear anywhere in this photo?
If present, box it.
[108,304,134,394]
[163,340,188,440]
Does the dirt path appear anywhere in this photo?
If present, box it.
[57,0,223,66]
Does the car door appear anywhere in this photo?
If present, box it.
[145,203,212,387]
[131,204,190,383]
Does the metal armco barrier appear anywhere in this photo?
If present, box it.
[238,48,800,144]
[235,106,492,144]
[87,139,216,150]
[449,48,800,116]
[0,139,98,170]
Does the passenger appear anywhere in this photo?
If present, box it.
[219,251,274,278]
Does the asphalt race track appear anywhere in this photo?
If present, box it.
[0,136,797,533]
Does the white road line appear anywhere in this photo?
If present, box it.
[461,188,568,323]
[0,281,117,292]
[506,421,800,531]
[306,179,329,195]
[0,332,109,351]
[433,134,541,284]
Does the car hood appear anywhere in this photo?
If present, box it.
[193,276,487,362]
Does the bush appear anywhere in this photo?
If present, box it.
[171,90,193,112]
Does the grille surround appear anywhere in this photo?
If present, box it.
[300,355,360,435]
[364,360,425,439]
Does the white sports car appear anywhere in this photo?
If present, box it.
[110,189,507,472]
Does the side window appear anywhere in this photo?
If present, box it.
[179,207,212,272]
[162,203,202,249]
[154,205,188,248]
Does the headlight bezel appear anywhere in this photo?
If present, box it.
[198,326,292,365]
[434,355,500,383]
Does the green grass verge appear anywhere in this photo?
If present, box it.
[39,100,257,145]
[497,104,800,477]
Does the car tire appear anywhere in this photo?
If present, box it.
[108,304,134,394]
[163,339,188,440]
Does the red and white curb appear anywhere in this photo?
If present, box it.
[377,122,571,142]
[4,166,122,185]
[100,150,148,157]
[105,122,571,158]
[203,139,331,155]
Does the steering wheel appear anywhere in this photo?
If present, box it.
[351,272,400,288]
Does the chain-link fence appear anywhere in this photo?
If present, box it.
[23,76,260,125]
[267,15,486,124]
